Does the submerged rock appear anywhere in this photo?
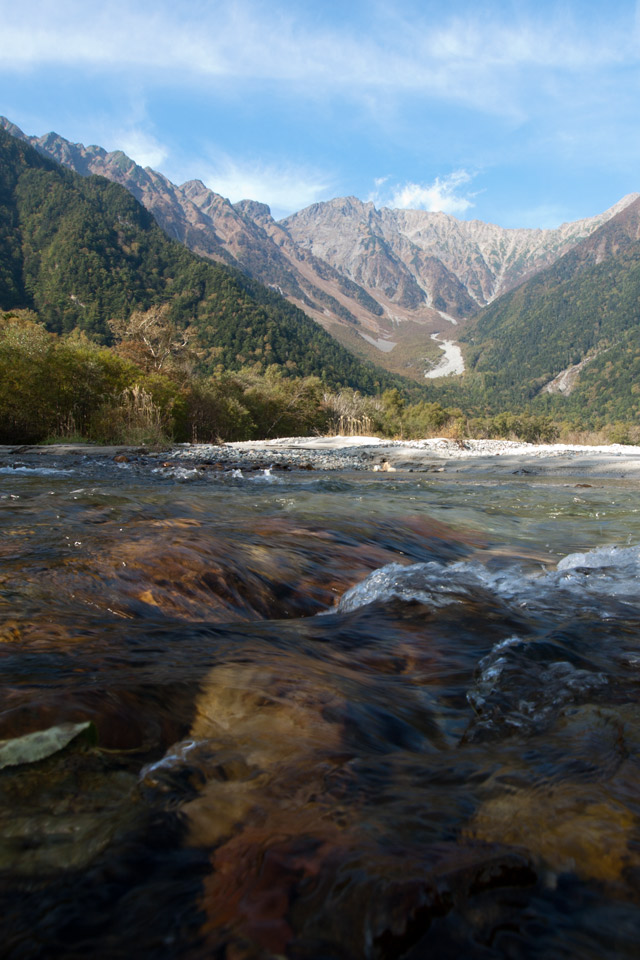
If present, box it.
[0,748,140,875]
[466,783,635,884]
[0,720,96,769]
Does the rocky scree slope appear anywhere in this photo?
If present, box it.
[282,195,638,316]
[459,196,640,420]
[0,119,390,353]
[3,115,636,382]
[0,126,404,394]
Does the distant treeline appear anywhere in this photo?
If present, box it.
[4,311,636,447]
[0,126,405,398]
[456,218,640,424]
[2,126,639,442]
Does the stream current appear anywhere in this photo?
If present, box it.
[1,450,640,958]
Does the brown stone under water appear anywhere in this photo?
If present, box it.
[0,512,483,626]
[466,702,640,885]
[4,467,640,957]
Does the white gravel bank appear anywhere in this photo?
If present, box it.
[222,436,640,479]
[227,436,640,458]
[5,437,640,479]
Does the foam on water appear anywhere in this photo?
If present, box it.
[466,634,609,739]
[336,544,640,618]
[336,545,640,741]
[152,465,203,482]
[250,467,281,483]
[0,465,74,476]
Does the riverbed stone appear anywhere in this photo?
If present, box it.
[466,782,636,883]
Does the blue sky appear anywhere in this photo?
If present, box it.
[2,0,640,225]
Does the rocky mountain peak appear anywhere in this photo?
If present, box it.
[180,179,211,199]
[234,199,273,224]
[0,117,27,139]
[283,192,639,311]
[4,114,637,383]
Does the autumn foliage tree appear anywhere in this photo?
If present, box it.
[108,305,194,375]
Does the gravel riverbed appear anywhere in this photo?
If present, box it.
[4,437,640,480]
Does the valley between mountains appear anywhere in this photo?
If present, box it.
[3,115,640,426]
[3,115,637,389]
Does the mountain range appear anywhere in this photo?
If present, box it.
[459,194,640,421]
[3,115,640,425]
[3,116,636,384]
[0,126,400,396]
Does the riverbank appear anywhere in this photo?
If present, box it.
[4,436,640,479]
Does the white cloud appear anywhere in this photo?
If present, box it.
[371,171,476,215]
[197,155,332,218]
[1,1,636,119]
[116,129,168,169]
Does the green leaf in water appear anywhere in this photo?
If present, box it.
[0,721,97,770]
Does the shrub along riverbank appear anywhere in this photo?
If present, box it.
[1,311,637,447]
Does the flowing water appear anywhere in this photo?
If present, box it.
[2,451,640,958]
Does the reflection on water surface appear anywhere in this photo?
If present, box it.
[1,453,640,958]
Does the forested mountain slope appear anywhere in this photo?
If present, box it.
[0,118,399,360]
[4,116,634,383]
[461,197,640,420]
[0,127,400,393]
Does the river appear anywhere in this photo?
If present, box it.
[424,333,465,379]
[1,448,640,958]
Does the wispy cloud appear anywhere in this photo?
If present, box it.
[196,154,332,217]
[4,0,640,226]
[370,170,476,215]
[2,1,637,118]
[116,129,168,169]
